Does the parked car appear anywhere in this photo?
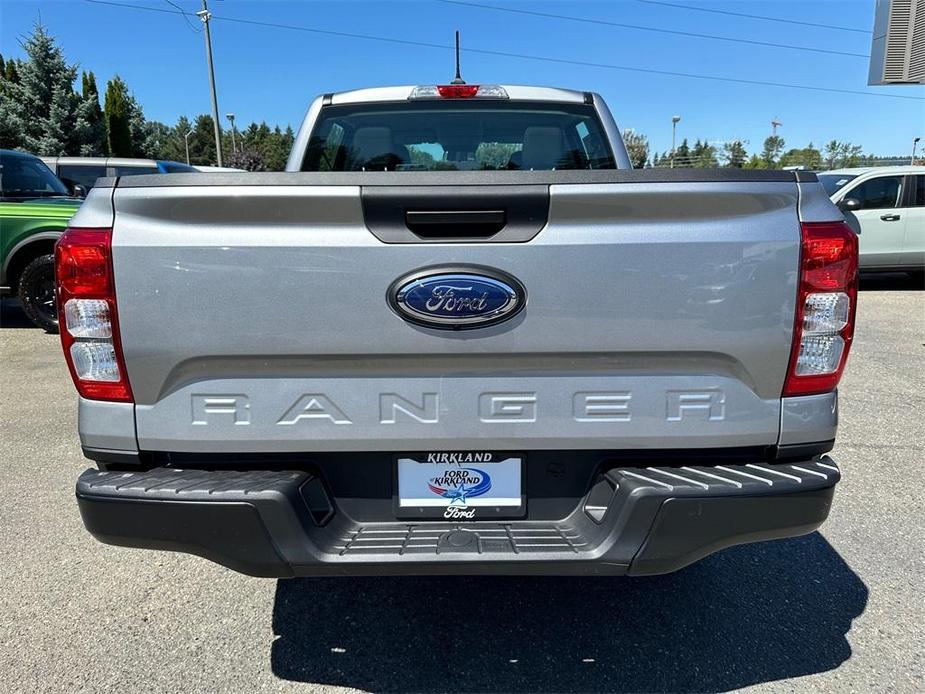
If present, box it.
[64,84,853,577]
[818,166,924,279]
[0,149,81,331]
[40,156,197,196]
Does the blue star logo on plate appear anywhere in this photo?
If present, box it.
[427,468,492,505]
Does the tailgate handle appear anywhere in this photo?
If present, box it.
[405,210,506,238]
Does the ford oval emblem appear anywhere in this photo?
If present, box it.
[389,266,526,330]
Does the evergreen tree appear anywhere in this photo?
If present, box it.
[0,24,81,154]
[165,115,194,163]
[5,58,20,84]
[761,135,785,168]
[622,129,649,168]
[74,71,107,156]
[187,114,218,165]
[104,76,133,156]
[691,139,718,168]
[722,140,747,168]
[673,138,691,167]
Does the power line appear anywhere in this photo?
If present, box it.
[438,0,869,59]
[163,0,202,33]
[633,0,872,35]
[84,0,924,102]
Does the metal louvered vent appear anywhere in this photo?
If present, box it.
[869,0,925,84]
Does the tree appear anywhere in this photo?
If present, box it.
[743,154,768,169]
[761,135,785,168]
[5,57,20,84]
[691,139,718,168]
[824,140,863,169]
[622,129,649,168]
[104,76,133,156]
[722,140,747,168]
[779,143,823,170]
[226,148,267,171]
[673,138,691,167]
[74,71,107,156]
[0,24,81,154]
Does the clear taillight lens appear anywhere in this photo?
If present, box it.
[64,299,112,338]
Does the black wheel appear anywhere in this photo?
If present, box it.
[17,254,59,333]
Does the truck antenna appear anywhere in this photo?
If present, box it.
[451,30,466,84]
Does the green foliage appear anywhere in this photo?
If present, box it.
[104,76,133,157]
[824,140,864,169]
[690,139,718,168]
[74,71,107,156]
[722,140,747,168]
[779,143,822,170]
[622,130,649,168]
[226,148,268,171]
[0,24,82,154]
[475,142,519,169]
[761,135,785,167]
[674,138,691,167]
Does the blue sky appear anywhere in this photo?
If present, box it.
[2,0,923,157]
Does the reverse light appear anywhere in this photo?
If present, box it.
[409,84,509,100]
[783,221,858,397]
[55,228,133,402]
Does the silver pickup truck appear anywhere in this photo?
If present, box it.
[58,84,857,577]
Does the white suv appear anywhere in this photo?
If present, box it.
[818,166,924,279]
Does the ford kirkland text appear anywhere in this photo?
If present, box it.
[59,85,856,576]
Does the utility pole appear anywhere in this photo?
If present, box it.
[226,113,237,154]
[670,115,681,168]
[912,137,921,165]
[196,0,224,167]
[770,118,783,136]
[184,128,193,165]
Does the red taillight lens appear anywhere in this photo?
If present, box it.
[783,221,858,397]
[55,227,133,403]
[437,84,480,98]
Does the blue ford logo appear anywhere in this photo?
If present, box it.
[389,266,526,330]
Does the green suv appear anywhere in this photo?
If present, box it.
[1,149,82,331]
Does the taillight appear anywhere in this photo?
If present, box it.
[55,227,133,402]
[783,221,858,397]
[408,84,509,100]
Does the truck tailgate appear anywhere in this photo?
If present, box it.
[109,175,802,453]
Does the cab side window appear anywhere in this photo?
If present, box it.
[846,176,903,210]
[913,175,925,207]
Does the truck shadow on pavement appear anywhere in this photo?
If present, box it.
[858,272,923,291]
[271,532,867,693]
[0,299,37,329]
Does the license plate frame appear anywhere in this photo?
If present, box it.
[394,451,526,520]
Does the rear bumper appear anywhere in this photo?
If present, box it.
[76,458,839,577]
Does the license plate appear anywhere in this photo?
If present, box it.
[395,452,525,520]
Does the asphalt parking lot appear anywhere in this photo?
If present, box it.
[0,274,922,694]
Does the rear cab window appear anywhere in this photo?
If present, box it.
[301,100,616,172]
[112,165,159,177]
[58,164,107,191]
